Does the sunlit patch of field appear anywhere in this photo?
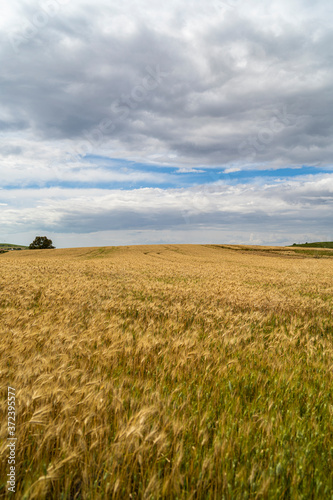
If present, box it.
[1,244,333,499]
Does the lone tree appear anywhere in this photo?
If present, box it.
[29,236,55,249]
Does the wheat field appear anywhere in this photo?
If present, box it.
[1,244,333,499]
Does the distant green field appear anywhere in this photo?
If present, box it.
[290,241,333,249]
[0,243,28,249]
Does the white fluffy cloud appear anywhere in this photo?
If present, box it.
[1,174,332,246]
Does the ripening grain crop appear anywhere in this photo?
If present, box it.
[1,244,333,499]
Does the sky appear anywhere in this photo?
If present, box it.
[1,0,333,247]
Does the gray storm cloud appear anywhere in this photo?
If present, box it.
[1,0,333,246]
[1,0,333,168]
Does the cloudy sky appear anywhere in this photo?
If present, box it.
[1,0,333,247]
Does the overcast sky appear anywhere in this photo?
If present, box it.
[1,0,333,247]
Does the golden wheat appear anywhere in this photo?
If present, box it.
[1,244,333,498]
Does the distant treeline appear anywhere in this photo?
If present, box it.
[290,241,333,249]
